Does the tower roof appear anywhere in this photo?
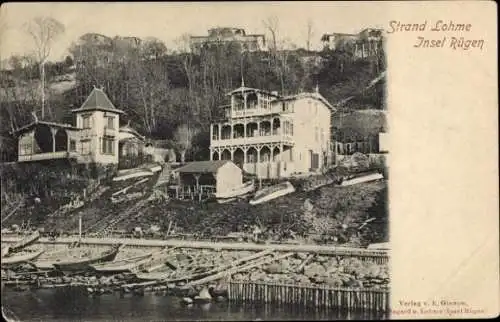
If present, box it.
[71,87,125,114]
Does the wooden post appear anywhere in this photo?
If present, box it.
[78,215,82,241]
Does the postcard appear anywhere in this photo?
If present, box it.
[0,1,498,320]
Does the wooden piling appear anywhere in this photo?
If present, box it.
[228,280,389,315]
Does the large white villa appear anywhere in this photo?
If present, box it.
[209,85,335,179]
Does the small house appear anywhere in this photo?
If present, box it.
[175,160,242,199]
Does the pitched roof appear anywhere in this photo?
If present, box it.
[119,124,145,141]
[227,86,281,97]
[71,87,124,114]
[176,160,235,174]
[279,92,336,112]
[11,121,81,136]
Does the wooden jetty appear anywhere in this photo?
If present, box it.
[228,280,390,313]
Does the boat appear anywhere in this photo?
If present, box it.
[52,245,121,272]
[1,249,45,268]
[113,168,154,182]
[32,248,73,270]
[367,242,390,250]
[340,172,384,186]
[91,251,155,273]
[217,197,237,204]
[9,231,41,252]
[215,181,255,200]
[249,181,295,205]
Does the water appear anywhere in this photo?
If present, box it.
[2,288,388,321]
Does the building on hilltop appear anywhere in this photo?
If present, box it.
[12,87,145,168]
[209,84,335,179]
[321,28,384,59]
[190,27,267,54]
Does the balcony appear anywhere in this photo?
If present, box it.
[226,105,290,119]
[80,129,94,139]
[210,134,294,148]
[104,126,116,136]
[18,151,80,162]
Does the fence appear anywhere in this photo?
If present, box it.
[228,280,390,314]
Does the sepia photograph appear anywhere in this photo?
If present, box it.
[0,1,464,321]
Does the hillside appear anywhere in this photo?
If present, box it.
[0,34,386,162]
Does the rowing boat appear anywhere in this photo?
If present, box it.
[215,181,255,200]
[91,250,156,273]
[340,172,384,186]
[9,231,40,252]
[52,245,121,272]
[249,181,295,205]
[1,249,44,268]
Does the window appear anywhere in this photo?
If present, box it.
[81,141,90,155]
[315,127,319,142]
[82,115,91,129]
[106,116,115,129]
[69,140,76,152]
[102,137,115,155]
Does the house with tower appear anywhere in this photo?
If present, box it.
[12,87,146,167]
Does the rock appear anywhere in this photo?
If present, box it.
[215,296,226,302]
[264,263,281,274]
[303,199,314,212]
[316,256,328,263]
[304,263,326,278]
[232,273,244,281]
[296,253,309,260]
[194,287,212,302]
[293,274,310,284]
[249,271,266,282]
[182,297,194,305]
[325,277,343,287]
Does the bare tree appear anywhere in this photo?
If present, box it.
[23,16,65,119]
[173,124,197,163]
[262,16,279,54]
[305,18,314,52]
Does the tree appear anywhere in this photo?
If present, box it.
[173,124,197,163]
[262,16,279,54]
[305,18,314,52]
[64,55,74,67]
[23,16,65,119]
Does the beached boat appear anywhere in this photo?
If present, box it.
[113,168,155,182]
[32,248,74,270]
[52,245,121,272]
[367,242,390,250]
[340,172,384,186]
[215,181,255,200]
[249,181,295,205]
[130,248,179,276]
[1,249,44,268]
[91,252,155,273]
[9,231,40,252]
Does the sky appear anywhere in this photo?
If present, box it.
[0,2,389,62]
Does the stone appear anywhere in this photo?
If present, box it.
[316,256,328,263]
[296,253,309,260]
[264,263,281,274]
[303,199,314,212]
[304,263,327,278]
[182,297,194,305]
[325,277,343,287]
